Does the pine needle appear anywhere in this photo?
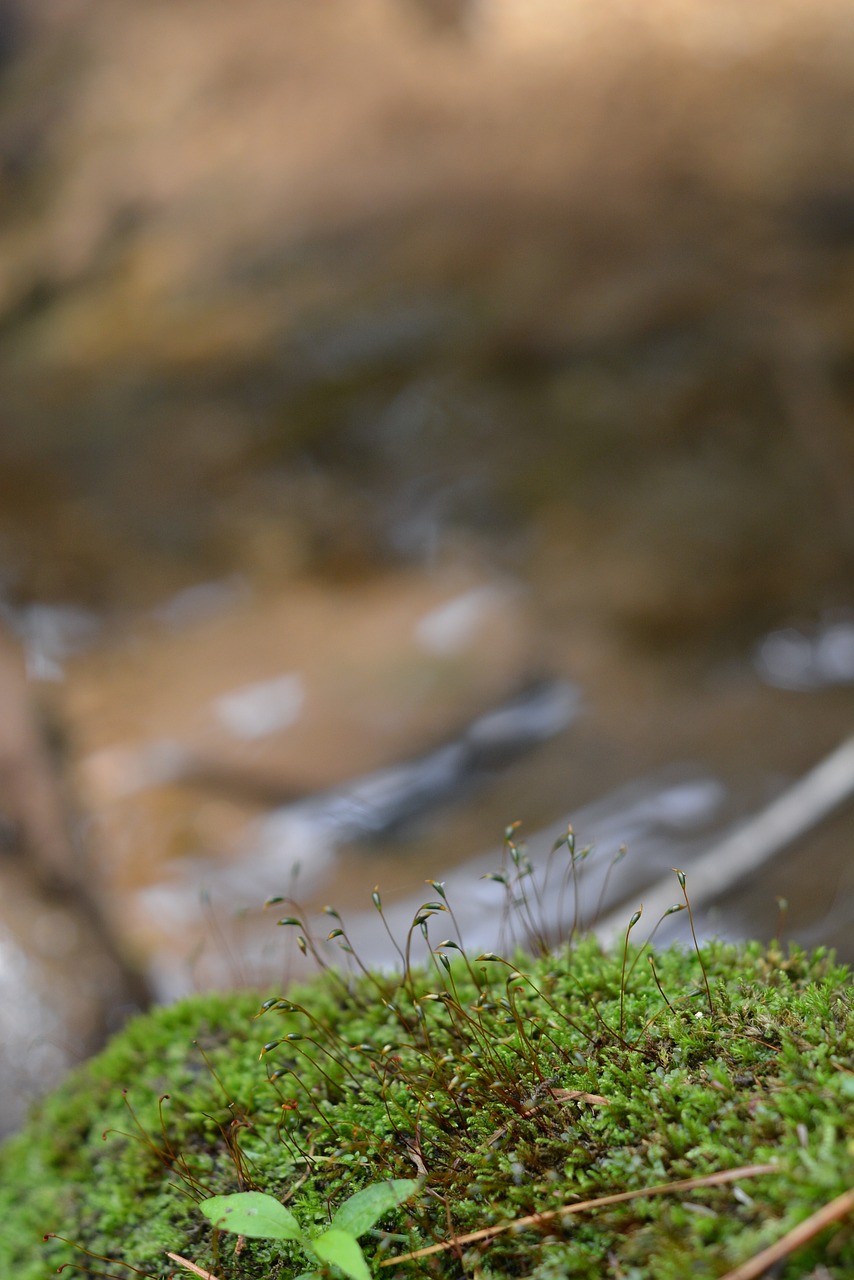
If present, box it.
[718,1186,854,1280]
[166,1252,224,1280]
[382,1163,778,1264]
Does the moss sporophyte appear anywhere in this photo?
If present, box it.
[0,843,852,1280]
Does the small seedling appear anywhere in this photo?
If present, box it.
[198,1178,419,1280]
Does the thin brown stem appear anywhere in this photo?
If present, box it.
[381,1163,777,1264]
[165,1254,224,1280]
[717,1186,854,1280]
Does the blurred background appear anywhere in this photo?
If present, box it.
[2,0,854,1133]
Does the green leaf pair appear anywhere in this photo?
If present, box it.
[199,1178,419,1280]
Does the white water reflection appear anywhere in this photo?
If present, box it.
[0,602,101,682]
[214,672,305,741]
[151,577,249,630]
[84,739,194,800]
[755,616,854,691]
[415,584,517,655]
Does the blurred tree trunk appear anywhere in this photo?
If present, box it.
[0,626,78,891]
[0,624,150,1007]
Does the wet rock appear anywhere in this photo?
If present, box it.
[0,861,146,1138]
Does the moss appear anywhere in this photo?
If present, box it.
[0,937,852,1279]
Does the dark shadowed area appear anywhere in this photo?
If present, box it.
[1,0,854,1133]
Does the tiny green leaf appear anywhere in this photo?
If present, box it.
[330,1178,419,1237]
[311,1228,371,1280]
[200,1192,303,1241]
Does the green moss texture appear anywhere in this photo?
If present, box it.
[1,937,852,1279]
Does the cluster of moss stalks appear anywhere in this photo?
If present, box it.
[0,870,853,1280]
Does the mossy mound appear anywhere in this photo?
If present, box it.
[1,938,852,1279]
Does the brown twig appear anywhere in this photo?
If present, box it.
[717,1186,854,1280]
[165,1253,224,1280]
[382,1163,777,1264]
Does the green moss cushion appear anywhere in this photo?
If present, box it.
[1,939,852,1279]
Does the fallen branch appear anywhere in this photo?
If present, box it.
[595,731,854,948]
[382,1162,777,1263]
[718,1186,854,1280]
